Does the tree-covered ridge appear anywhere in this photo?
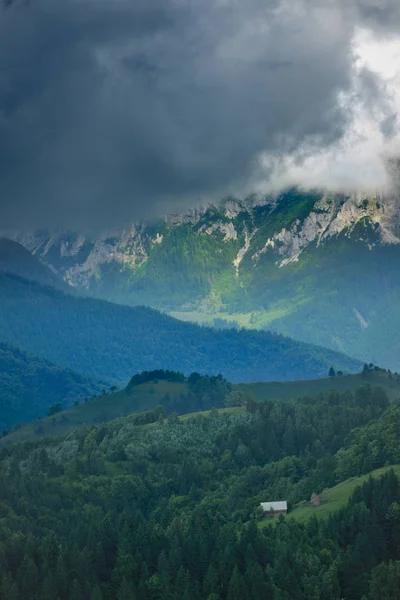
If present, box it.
[336,401,400,479]
[1,371,233,445]
[4,366,399,446]
[127,370,187,388]
[0,272,362,383]
[1,384,400,598]
[0,342,103,431]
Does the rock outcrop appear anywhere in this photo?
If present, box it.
[11,190,400,293]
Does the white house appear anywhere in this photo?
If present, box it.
[260,501,287,516]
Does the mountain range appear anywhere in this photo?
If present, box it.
[0,270,360,386]
[12,188,400,369]
[3,192,400,600]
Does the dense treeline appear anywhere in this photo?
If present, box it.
[127,371,232,412]
[157,373,232,415]
[127,370,230,389]
[0,384,398,598]
[0,273,361,383]
[336,401,400,479]
[0,343,102,430]
[127,370,187,387]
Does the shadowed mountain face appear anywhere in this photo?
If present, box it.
[0,237,68,290]
[12,189,400,369]
[0,272,361,384]
[0,342,103,431]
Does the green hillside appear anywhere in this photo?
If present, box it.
[3,369,396,445]
[0,343,103,431]
[1,381,399,599]
[238,370,400,403]
[288,465,400,524]
[1,371,231,444]
[0,272,362,384]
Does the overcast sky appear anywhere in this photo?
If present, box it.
[0,0,400,229]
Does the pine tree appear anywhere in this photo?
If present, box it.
[70,579,84,600]
[1,576,18,600]
[203,564,218,597]
[227,566,249,600]
[175,566,191,597]
[282,416,296,455]
[18,555,38,598]
[117,577,136,600]
[245,562,269,600]
[90,585,103,600]
[8,582,19,600]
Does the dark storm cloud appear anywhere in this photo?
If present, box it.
[356,0,400,30]
[0,0,397,228]
[356,66,398,138]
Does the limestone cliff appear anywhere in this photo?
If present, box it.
[11,190,400,294]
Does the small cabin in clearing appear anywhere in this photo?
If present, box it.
[310,492,322,506]
[260,501,288,517]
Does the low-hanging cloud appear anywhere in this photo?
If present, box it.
[0,0,399,229]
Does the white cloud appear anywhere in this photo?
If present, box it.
[260,26,400,194]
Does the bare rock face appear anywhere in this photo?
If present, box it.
[199,221,238,241]
[10,189,400,293]
[13,224,153,289]
[252,192,400,267]
[164,208,206,227]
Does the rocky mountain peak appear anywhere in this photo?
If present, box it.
[9,188,400,293]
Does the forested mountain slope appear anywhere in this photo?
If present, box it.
[16,189,400,369]
[0,272,362,383]
[0,343,103,431]
[1,382,400,599]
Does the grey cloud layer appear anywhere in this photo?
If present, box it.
[357,0,400,29]
[0,0,397,228]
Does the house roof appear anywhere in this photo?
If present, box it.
[260,501,287,512]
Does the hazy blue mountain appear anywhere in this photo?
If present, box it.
[0,272,362,384]
[13,189,400,369]
[0,237,68,290]
[0,342,103,431]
